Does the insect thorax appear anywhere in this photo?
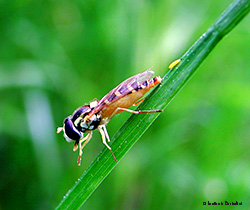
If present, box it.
[69,103,102,133]
[75,114,102,132]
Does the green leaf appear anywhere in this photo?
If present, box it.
[56,0,250,209]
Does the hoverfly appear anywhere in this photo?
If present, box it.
[57,68,162,165]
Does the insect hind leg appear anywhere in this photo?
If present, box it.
[98,125,117,161]
[117,107,163,114]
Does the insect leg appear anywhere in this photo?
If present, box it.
[73,133,90,152]
[116,107,163,114]
[132,98,145,106]
[77,131,93,166]
[98,126,117,162]
[101,125,111,142]
[80,131,93,150]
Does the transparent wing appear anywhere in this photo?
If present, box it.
[86,68,154,118]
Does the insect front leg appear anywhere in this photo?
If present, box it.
[77,131,93,166]
[98,126,117,162]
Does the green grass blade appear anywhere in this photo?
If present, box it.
[56,0,250,209]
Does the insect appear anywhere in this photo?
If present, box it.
[57,68,163,166]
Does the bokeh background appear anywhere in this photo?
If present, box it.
[1,0,250,209]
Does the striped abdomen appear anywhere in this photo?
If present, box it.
[100,76,162,119]
[104,76,162,103]
[128,76,162,93]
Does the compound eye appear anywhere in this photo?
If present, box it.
[64,117,82,142]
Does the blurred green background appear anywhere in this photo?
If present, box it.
[0,0,250,209]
